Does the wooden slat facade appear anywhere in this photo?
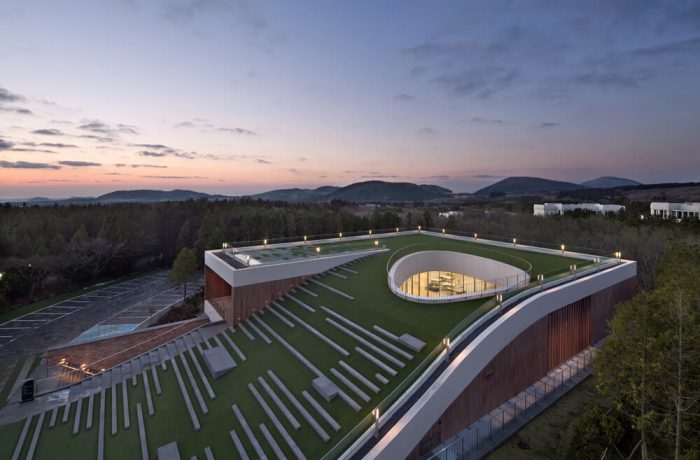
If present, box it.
[204,266,307,325]
[408,277,637,459]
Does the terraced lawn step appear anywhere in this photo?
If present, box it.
[221,331,247,362]
[98,389,105,460]
[273,305,349,357]
[136,403,149,460]
[230,430,250,460]
[356,347,397,376]
[327,270,347,280]
[187,348,216,399]
[11,416,31,460]
[325,317,405,367]
[231,404,266,460]
[321,306,414,360]
[337,266,358,275]
[26,411,45,460]
[339,360,380,394]
[204,446,215,460]
[284,294,315,313]
[267,305,295,328]
[86,392,95,429]
[257,376,301,430]
[142,370,155,416]
[246,320,272,344]
[73,397,83,434]
[372,325,398,341]
[122,381,131,429]
[177,353,208,415]
[48,405,58,428]
[266,370,329,442]
[248,382,306,460]
[301,391,341,432]
[309,279,354,301]
[238,323,255,341]
[295,285,318,298]
[330,368,370,402]
[375,373,389,385]
[170,356,201,431]
[259,423,285,460]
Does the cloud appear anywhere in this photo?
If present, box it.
[37,142,78,148]
[0,139,13,150]
[78,120,139,135]
[115,163,168,169]
[0,87,24,103]
[361,173,399,179]
[141,175,207,179]
[139,147,196,159]
[473,174,504,179]
[79,134,116,143]
[423,175,450,180]
[470,117,503,124]
[287,168,300,175]
[133,143,169,149]
[162,0,268,32]
[58,160,101,167]
[417,127,437,135]
[0,160,61,169]
[539,122,560,128]
[298,156,308,162]
[569,72,647,88]
[32,128,63,136]
[216,127,257,135]
[174,121,196,129]
[431,67,519,98]
[140,150,167,157]
[0,106,32,115]
[393,93,415,102]
[257,158,271,164]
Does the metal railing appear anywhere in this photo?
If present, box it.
[427,347,598,460]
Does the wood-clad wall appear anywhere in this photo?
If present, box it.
[590,276,638,343]
[407,278,637,459]
[204,266,307,325]
[547,296,591,369]
[411,317,549,458]
[204,266,232,300]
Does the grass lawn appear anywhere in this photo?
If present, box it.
[0,234,585,459]
[0,269,162,325]
[0,355,27,407]
[487,376,598,460]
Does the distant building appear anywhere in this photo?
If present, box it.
[650,202,700,220]
[533,203,625,216]
[438,211,463,218]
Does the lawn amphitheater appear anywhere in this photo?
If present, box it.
[0,230,637,460]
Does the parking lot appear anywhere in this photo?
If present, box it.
[0,272,172,348]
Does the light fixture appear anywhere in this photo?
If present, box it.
[442,228,445,234]
[0,272,3,281]
[418,225,422,231]
[339,232,343,238]
[373,408,380,437]
[395,227,399,232]
[263,239,268,247]
[561,244,565,253]
[369,230,372,235]
[474,233,478,239]
[374,240,379,247]
[512,238,517,245]
[316,246,321,254]
[304,235,307,243]
[222,242,228,249]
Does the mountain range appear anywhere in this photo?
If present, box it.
[2,176,657,205]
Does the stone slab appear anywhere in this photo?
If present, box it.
[157,441,181,460]
[398,333,426,352]
[312,376,338,402]
[201,346,237,379]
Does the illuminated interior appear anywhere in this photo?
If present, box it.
[399,271,496,298]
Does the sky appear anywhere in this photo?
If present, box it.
[1,0,699,199]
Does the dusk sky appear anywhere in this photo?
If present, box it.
[1,0,699,199]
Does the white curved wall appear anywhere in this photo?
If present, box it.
[387,251,529,303]
[366,260,637,460]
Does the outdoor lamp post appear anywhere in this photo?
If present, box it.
[304,235,307,244]
[474,233,478,239]
[263,239,268,247]
[369,229,372,235]
[561,244,565,253]
[316,246,321,255]
[512,238,517,246]
[395,227,399,232]
[443,337,451,362]
[373,408,380,437]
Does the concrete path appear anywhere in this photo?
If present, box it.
[257,376,300,430]
[187,348,215,400]
[177,353,208,415]
[170,357,201,431]
[122,381,130,429]
[222,331,247,362]
[259,423,286,460]
[48,406,58,428]
[267,306,295,328]
[295,286,317,298]
[309,279,354,300]
[246,320,272,344]
[86,392,95,429]
[73,397,83,434]
[238,323,255,341]
[98,390,105,460]
[142,370,155,416]
[330,368,370,403]
[110,383,118,435]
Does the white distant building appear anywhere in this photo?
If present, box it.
[650,202,700,220]
[533,203,625,217]
[438,211,463,218]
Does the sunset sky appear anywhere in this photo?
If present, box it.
[1,0,699,199]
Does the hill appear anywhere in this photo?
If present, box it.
[475,177,585,196]
[251,186,339,202]
[581,176,641,188]
[97,189,216,203]
[252,181,452,203]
